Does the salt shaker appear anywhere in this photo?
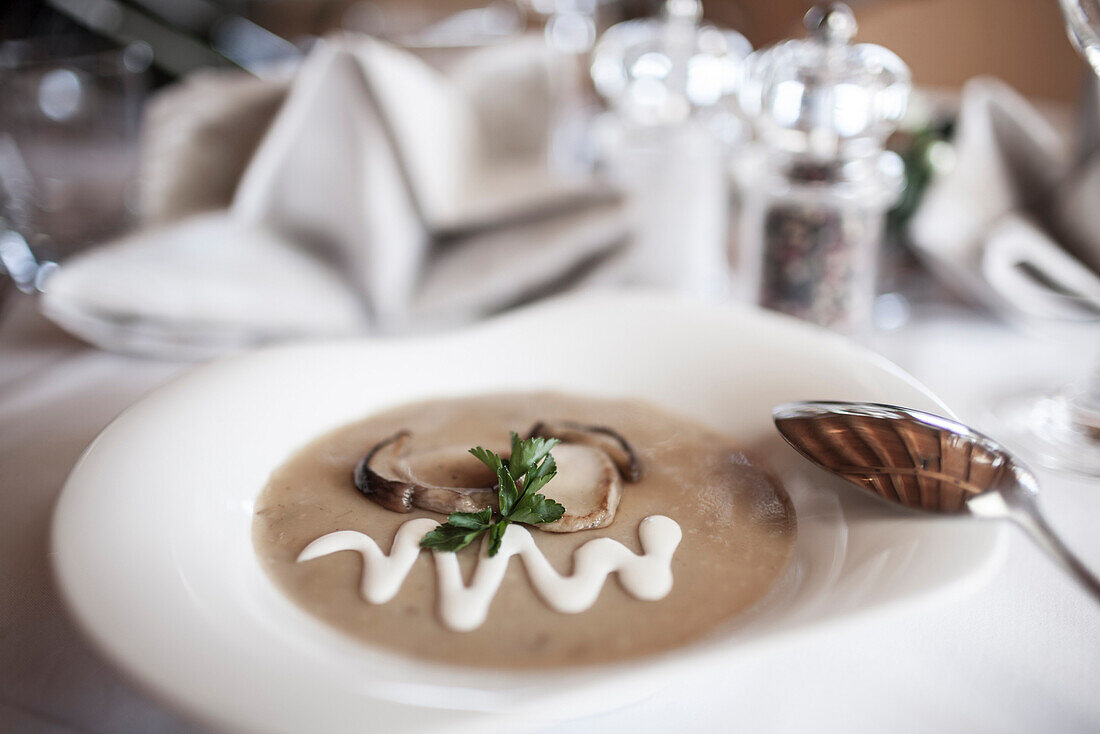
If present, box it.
[736,3,910,334]
[591,0,751,295]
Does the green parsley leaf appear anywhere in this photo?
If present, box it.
[419,523,488,552]
[487,518,510,556]
[445,508,492,530]
[508,492,565,525]
[423,434,567,557]
[469,446,503,474]
[521,454,557,497]
[419,508,492,552]
[508,432,559,479]
[495,464,518,516]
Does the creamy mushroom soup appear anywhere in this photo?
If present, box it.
[253,392,796,668]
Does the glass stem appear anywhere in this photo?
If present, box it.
[1068,349,1100,435]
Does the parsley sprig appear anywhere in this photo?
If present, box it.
[419,432,566,556]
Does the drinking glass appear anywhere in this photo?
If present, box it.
[0,38,150,292]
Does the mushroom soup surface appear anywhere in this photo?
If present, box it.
[253,392,796,668]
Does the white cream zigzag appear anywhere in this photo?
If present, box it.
[297,516,682,631]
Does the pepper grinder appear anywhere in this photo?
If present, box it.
[736,3,910,334]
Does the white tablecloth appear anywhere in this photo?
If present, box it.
[1,294,1097,734]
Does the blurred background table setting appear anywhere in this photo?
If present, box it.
[1,0,1099,732]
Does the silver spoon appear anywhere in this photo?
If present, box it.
[773,400,1100,603]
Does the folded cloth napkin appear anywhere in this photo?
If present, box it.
[1050,146,1100,278]
[981,213,1100,322]
[42,33,629,355]
[40,212,370,358]
[907,77,1100,315]
[138,69,291,223]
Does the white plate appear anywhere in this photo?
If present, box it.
[52,292,1005,734]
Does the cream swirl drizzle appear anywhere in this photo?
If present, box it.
[297,516,682,631]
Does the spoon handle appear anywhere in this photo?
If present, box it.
[1010,497,1100,604]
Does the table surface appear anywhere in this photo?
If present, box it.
[1,292,1097,734]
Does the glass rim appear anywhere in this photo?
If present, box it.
[0,37,153,75]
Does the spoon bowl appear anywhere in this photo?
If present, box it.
[773,401,1100,603]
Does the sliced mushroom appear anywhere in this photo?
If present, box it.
[527,421,643,482]
[354,431,498,514]
[537,443,622,532]
[355,425,632,531]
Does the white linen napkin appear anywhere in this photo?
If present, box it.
[40,212,369,358]
[42,33,629,355]
[907,77,1100,313]
[981,213,1100,322]
[138,69,290,224]
[1050,149,1100,277]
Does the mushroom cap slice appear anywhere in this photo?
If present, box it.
[355,426,631,531]
[527,421,643,482]
[354,431,497,514]
[537,443,623,532]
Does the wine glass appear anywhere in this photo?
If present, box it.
[984,237,1100,476]
[983,0,1100,476]
[1060,0,1100,74]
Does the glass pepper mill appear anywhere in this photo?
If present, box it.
[736,3,910,334]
